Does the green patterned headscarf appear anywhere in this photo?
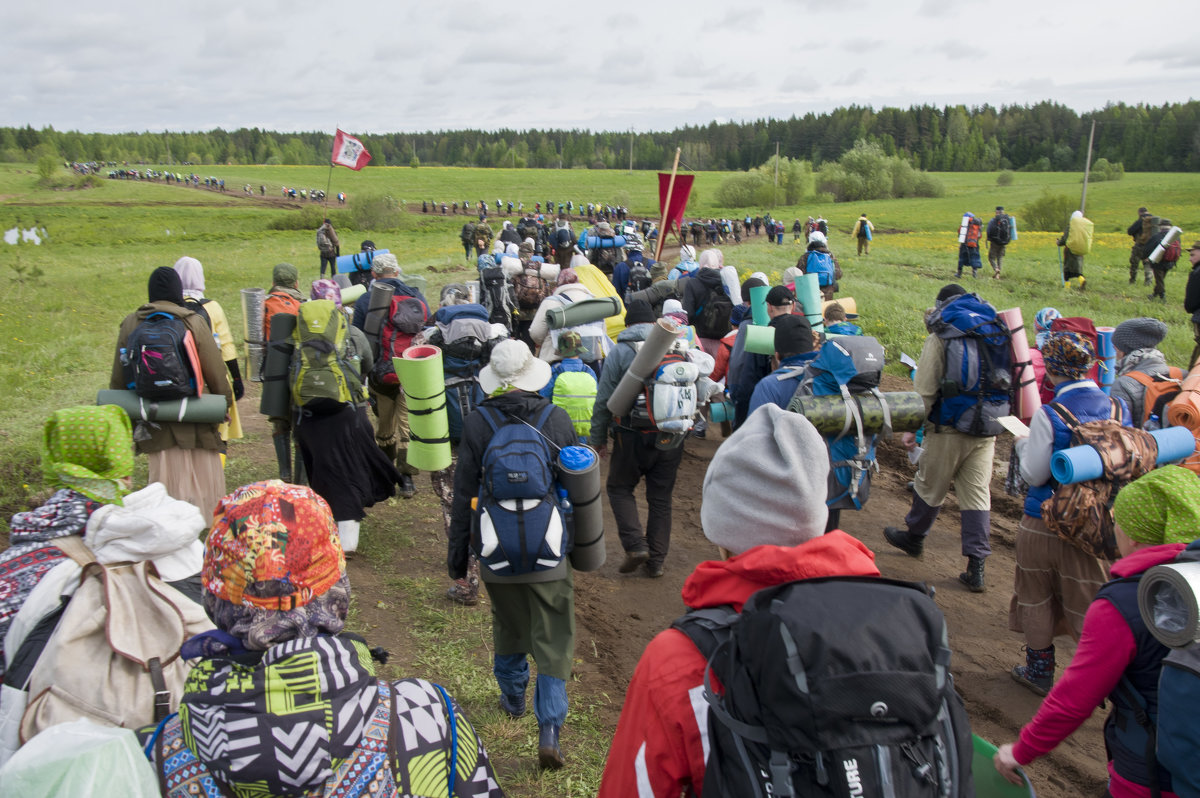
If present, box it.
[1113,465,1200,546]
[41,406,134,504]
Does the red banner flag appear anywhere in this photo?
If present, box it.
[331,130,372,170]
[657,172,694,232]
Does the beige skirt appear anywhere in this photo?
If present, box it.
[148,447,226,527]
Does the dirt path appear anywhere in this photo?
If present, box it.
[225,367,1106,796]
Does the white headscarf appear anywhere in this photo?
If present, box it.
[173,256,205,300]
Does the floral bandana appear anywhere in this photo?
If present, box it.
[1041,331,1095,380]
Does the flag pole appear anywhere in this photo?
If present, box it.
[1079,119,1096,214]
[323,127,338,209]
[654,147,682,263]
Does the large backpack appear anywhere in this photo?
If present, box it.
[430,304,493,444]
[928,293,1012,437]
[551,368,598,439]
[369,293,430,387]
[290,299,365,410]
[625,261,652,300]
[480,265,516,331]
[545,294,610,364]
[472,405,570,577]
[965,216,982,247]
[1066,214,1094,256]
[181,297,212,331]
[1126,368,1185,428]
[553,226,573,250]
[20,537,213,742]
[672,576,974,798]
[122,311,200,401]
[992,215,1011,245]
[787,336,887,510]
[512,267,549,311]
[805,250,836,287]
[629,345,699,440]
[693,285,734,339]
[1040,400,1156,561]
[262,289,301,342]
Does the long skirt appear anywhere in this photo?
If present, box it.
[296,404,401,522]
[149,447,225,527]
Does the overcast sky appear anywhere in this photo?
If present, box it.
[4,0,1196,136]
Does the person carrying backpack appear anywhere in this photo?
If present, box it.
[1008,330,1134,695]
[957,213,983,279]
[884,284,1009,593]
[1127,207,1155,287]
[682,249,733,356]
[143,480,504,798]
[995,465,1195,797]
[852,212,873,255]
[1057,210,1090,290]
[1110,318,1180,429]
[316,218,339,278]
[111,267,233,521]
[1145,217,1181,301]
[985,206,1012,279]
[447,340,579,770]
[350,254,429,499]
[802,231,842,300]
[174,256,244,443]
[540,331,598,444]
[599,404,974,797]
[263,263,305,482]
[528,268,605,369]
[667,245,699,280]
[551,215,574,268]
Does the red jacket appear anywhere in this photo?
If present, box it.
[1013,543,1185,798]
[597,531,880,797]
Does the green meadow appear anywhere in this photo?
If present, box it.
[2,161,1198,512]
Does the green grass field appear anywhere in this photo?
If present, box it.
[1,161,1198,796]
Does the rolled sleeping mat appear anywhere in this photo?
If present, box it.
[709,399,735,423]
[1008,215,1018,242]
[332,273,352,290]
[1048,426,1195,485]
[795,273,824,333]
[572,263,626,341]
[578,234,627,250]
[744,324,776,356]
[339,283,367,307]
[1147,226,1183,264]
[240,287,265,382]
[1138,561,1200,648]
[957,212,972,244]
[335,248,389,275]
[362,282,395,341]
[862,222,872,242]
[259,313,297,419]
[1166,361,1200,474]
[998,308,1040,424]
[1096,326,1116,395]
[393,345,451,472]
[749,284,770,327]
[788,391,926,436]
[97,390,228,424]
[607,318,681,417]
[559,445,605,572]
[545,296,622,330]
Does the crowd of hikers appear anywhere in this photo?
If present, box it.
[2,204,1200,798]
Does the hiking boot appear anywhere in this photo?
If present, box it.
[646,561,665,579]
[883,527,924,558]
[618,550,650,574]
[537,725,564,770]
[958,556,986,593]
[1145,276,1153,286]
[398,474,416,499]
[1129,275,1137,285]
[1011,666,1053,696]
[499,693,526,719]
[446,580,479,607]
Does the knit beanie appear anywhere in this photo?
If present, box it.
[625,299,656,325]
[1113,465,1200,545]
[1112,317,1169,355]
[701,404,829,554]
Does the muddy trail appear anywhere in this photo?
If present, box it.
[215,370,1107,797]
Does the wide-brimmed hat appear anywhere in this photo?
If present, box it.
[478,339,551,394]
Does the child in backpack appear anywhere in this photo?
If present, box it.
[144,481,504,798]
[1009,330,1132,695]
[448,341,579,770]
[541,331,598,444]
[995,466,1194,797]
[111,267,233,521]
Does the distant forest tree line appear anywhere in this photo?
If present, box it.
[5,101,1199,173]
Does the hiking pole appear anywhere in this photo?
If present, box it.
[1057,245,1064,288]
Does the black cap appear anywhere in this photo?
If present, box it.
[995,206,1004,212]
[937,283,967,303]
[624,299,656,325]
[770,314,814,356]
[766,285,795,307]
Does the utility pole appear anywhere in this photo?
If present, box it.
[629,130,634,173]
[773,141,780,207]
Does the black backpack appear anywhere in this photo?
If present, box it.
[122,311,198,400]
[693,285,734,339]
[673,576,974,798]
[554,227,573,250]
[182,297,212,330]
[480,266,515,331]
[625,262,652,300]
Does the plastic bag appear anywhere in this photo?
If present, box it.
[0,718,158,798]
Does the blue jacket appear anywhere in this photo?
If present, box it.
[1023,381,1131,517]
[747,353,819,416]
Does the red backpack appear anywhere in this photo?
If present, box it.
[965,217,982,247]
[370,294,429,386]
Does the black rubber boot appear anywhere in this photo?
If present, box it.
[272,433,292,482]
[538,725,564,770]
[959,556,986,593]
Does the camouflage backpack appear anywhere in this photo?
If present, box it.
[1040,400,1157,560]
[512,267,548,311]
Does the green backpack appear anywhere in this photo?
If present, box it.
[551,369,597,439]
[290,300,365,410]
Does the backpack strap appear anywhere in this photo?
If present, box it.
[1045,401,1083,430]
[54,534,96,567]
[1115,675,1161,798]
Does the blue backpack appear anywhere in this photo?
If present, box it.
[431,304,493,444]
[473,405,570,577]
[122,311,197,400]
[805,250,835,287]
[788,337,887,510]
[927,293,1012,437]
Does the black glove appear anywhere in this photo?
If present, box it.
[226,359,245,401]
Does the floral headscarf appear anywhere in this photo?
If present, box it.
[41,406,133,504]
[1034,307,1061,350]
[310,278,342,306]
[1041,331,1095,380]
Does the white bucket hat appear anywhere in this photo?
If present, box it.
[478,340,551,394]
